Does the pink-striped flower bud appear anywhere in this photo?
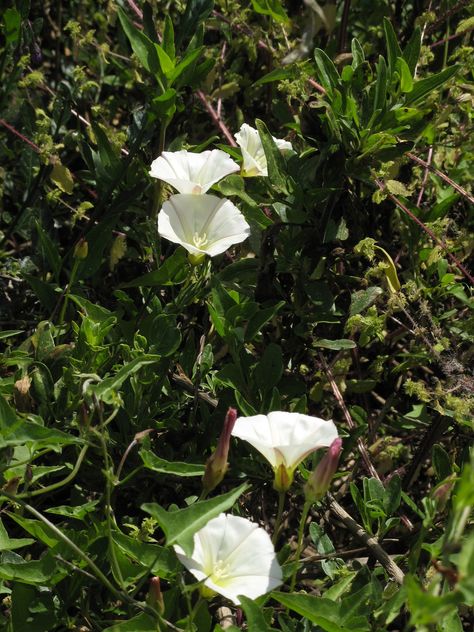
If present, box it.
[202,407,237,494]
[147,576,164,614]
[304,438,342,503]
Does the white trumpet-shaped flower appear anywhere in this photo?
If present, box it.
[149,149,240,194]
[232,412,338,492]
[157,193,250,259]
[234,123,293,177]
[174,513,283,605]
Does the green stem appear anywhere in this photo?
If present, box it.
[289,500,311,592]
[14,444,89,499]
[151,125,167,211]
[58,256,80,325]
[93,407,124,589]
[272,491,286,545]
[0,490,159,619]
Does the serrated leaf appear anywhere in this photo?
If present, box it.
[386,179,411,197]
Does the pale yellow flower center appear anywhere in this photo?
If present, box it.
[210,559,231,583]
[192,232,208,248]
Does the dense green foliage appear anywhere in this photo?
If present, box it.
[0,0,473,630]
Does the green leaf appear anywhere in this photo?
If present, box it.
[432,444,452,481]
[254,343,283,394]
[251,0,289,23]
[255,119,289,193]
[0,329,23,340]
[45,500,100,521]
[383,474,401,515]
[314,339,356,350]
[272,593,351,631]
[0,520,34,551]
[162,15,176,60]
[239,596,273,631]
[176,0,214,48]
[35,221,62,281]
[351,38,365,69]
[3,8,21,44]
[218,175,273,229]
[50,162,74,194]
[405,574,462,625]
[151,88,177,121]
[373,56,388,114]
[405,65,459,104]
[141,483,249,555]
[402,27,421,76]
[314,48,340,93]
[373,245,401,293]
[396,57,413,93]
[245,301,285,342]
[117,6,168,85]
[0,395,81,449]
[102,613,158,632]
[383,18,402,75]
[0,552,61,584]
[122,248,188,287]
[88,355,160,402]
[349,287,383,316]
[140,448,205,477]
[254,66,295,87]
[169,47,203,85]
[386,179,411,197]
[112,531,179,579]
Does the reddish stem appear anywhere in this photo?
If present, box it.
[0,118,40,153]
[375,178,474,286]
[126,0,143,20]
[196,90,237,147]
[407,152,474,206]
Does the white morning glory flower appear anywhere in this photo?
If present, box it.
[157,193,250,259]
[174,513,283,605]
[232,412,338,491]
[234,123,293,177]
[149,149,240,194]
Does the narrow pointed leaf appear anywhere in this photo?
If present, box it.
[405,65,459,104]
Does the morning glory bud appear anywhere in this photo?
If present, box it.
[147,576,164,614]
[304,437,342,503]
[202,407,237,494]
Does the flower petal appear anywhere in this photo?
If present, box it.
[173,514,282,605]
[150,149,239,194]
[231,414,280,467]
[232,412,338,470]
[157,194,250,256]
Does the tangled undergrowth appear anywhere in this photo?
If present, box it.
[0,1,473,630]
